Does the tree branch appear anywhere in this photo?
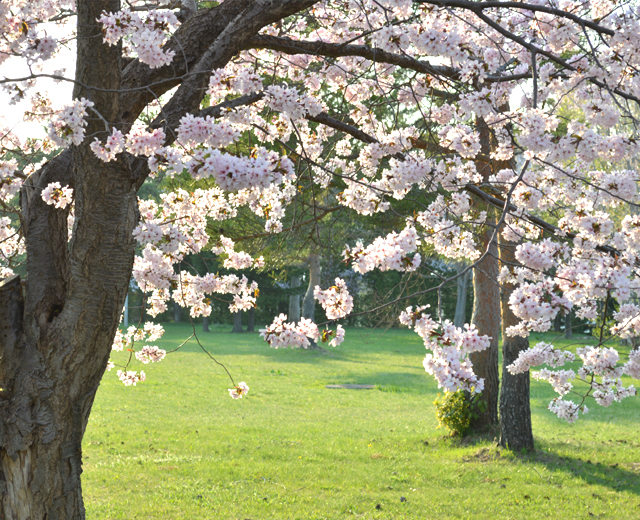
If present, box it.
[416,0,615,36]
[244,34,529,84]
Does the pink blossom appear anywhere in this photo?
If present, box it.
[41,182,73,209]
[229,381,249,399]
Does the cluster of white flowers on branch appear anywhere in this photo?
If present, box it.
[508,342,638,422]
[314,278,353,320]
[260,314,346,349]
[97,8,178,68]
[109,323,165,385]
[41,182,73,209]
[400,305,491,394]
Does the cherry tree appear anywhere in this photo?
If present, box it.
[3,0,640,517]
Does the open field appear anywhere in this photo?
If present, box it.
[83,324,640,519]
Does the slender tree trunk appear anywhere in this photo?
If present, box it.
[498,239,534,451]
[231,311,243,333]
[565,313,572,339]
[203,315,210,333]
[174,300,182,323]
[467,116,500,431]
[454,262,471,329]
[246,307,255,332]
[289,275,301,322]
[554,313,562,332]
[469,226,501,430]
[302,254,320,322]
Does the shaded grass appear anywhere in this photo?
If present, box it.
[83,325,640,519]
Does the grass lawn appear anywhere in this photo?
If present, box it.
[83,324,640,519]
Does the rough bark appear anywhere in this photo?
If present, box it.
[454,262,471,329]
[247,307,255,332]
[289,275,302,323]
[469,227,501,429]
[302,254,321,322]
[498,240,534,451]
[232,312,244,333]
[468,116,500,430]
[0,1,138,517]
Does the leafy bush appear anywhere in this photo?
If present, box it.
[433,390,473,437]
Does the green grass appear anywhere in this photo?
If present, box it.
[83,324,640,519]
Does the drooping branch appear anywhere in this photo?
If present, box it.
[416,0,615,36]
[304,106,626,261]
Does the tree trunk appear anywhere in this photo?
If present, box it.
[289,275,301,323]
[469,227,501,430]
[174,300,182,323]
[454,262,471,329]
[554,313,562,332]
[0,2,323,517]
[302,254,320,322]
[565,313,572,339]
[467,116,500,431]
[247,307,255,332]
[203,315,210,333]
[1,1,136,515]
[498,240,534,451]
[231,311,243,333]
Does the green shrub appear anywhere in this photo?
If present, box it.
[433,390,472,437]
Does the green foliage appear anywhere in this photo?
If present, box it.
[434,390,472,437]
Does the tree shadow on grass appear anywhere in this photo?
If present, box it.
[323,371,434,395]
[510,446,640,497]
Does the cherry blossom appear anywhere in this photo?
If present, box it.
[400,305,490,394]
[135,346,167,364]
[117,370,146,386]
[47,98,94,148]
[314,278,354,320]
[90,128,125,162]
[229,381,249,399]
[260,314,320,349]
[41,182,73,209]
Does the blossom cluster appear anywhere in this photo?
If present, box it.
[41,182,73,209]
[260,314,320,349]
[117,370,146,386]
[229,382,249,399]
[90,128,125,162]
[314,278,354,320]
[97,9,178,68]
[135,345,167,364]
[400,305,490,394]
[260,314,346,349]
[344,227,421,274]
[47,98,94,148]
[109,323,165,385]
[509,343,637,421]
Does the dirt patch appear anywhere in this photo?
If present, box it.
[462,447,502,463]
